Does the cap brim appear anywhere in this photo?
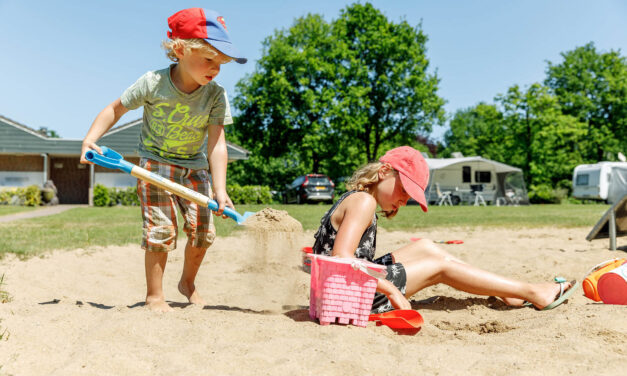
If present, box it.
[398,173,428,212]
[206,39,247,64]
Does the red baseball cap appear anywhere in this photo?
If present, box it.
[379,146,430,212]
[167,8,247,64]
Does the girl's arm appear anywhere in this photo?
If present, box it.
[207,124,234,217]
[331,193,411,310]
[80,98,129,163]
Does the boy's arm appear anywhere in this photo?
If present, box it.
[80,98,129,163]
[207,124,234,217]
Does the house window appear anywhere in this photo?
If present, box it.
[475,171,492,183]
[576,174,589,186]
[462,166,471,183]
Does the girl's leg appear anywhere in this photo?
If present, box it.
[392,239,571,309]
[145,250,173,312]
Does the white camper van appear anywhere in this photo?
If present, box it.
[572,162,627,203]
[424,156,529,205]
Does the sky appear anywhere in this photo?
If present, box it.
[0,0,625,141]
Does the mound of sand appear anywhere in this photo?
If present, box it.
[243,207,303,232]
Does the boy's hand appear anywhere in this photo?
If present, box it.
[212,189,234,219]
[80,142,103,164]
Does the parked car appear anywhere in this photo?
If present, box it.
[284,174,335,204]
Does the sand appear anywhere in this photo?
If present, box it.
[1,223,626,375]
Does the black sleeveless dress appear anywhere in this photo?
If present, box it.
[312,191,407,313]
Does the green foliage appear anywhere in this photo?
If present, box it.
[443,43,626,190]
[232,2,444,187]
[527,183,568,204]
[227,184,273,204]
[0,186,41,206]
[545,42,627,162]
[92,184,110,207]
[93,185,138,207]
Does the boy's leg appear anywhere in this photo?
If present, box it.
[176,168,216,305]
[178,244,208,305]
[145,251,172,312]
[137,158,180,311]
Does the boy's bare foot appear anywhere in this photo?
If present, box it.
[178,280,205,305]
[145,296,173,312]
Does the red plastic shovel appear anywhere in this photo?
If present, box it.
[369,310,424,330]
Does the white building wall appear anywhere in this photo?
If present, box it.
[0,171,44,187]
[94,172,137,188]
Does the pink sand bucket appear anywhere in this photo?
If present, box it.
[307,254,386,327]
[598,264,627,305]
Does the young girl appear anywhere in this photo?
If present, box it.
[312,146,578,313]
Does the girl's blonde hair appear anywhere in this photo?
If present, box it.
[346,161,398,218]
[162,38,229,62]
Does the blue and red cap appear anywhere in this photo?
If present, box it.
[167,8,247,64]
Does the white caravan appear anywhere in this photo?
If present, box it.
[572,162,627,203]
[424,156,529,205]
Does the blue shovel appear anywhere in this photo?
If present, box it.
[85,146,255,225]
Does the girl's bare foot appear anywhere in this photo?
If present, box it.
[145,296,173,312]
[178,280,205,305]
[500,296,526,306]
[531,281,573,310]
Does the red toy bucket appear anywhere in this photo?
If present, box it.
[598,264,627,305]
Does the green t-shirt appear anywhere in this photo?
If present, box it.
[121,64,233,170]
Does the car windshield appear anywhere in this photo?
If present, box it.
[308,177,330,185]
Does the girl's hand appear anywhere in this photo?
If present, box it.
[377,279,411,310]
[213,189,234,219]
[387,289,412,310]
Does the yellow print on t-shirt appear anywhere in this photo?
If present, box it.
[146,102,208,147]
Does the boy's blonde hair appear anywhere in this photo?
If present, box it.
[162,38,230,62]
[346,161,398,218]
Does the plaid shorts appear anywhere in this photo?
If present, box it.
[137,158,216,252]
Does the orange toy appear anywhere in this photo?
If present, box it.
[582,258,627,301]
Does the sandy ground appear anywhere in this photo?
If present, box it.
[1,225,626,376]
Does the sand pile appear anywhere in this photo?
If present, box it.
[240,207,304,266]
[243,207,303,232]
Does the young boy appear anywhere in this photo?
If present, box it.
[80,8,247,312]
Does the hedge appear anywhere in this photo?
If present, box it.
[0,185,42,206]
[92,183,273,207]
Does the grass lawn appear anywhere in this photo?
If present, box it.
[0,206,38,216]
[0,203,609,257]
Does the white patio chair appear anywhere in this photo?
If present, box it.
[435,183,453,206]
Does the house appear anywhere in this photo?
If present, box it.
[0,115,250,205]
[424,156,529,205]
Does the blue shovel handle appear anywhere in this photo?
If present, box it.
[85,146,135,174]
[85,146,255,225]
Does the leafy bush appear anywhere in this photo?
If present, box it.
[0,186,41,206]
[528,183,567,204]
[118,187,140,206]
[93,184,111,207]
[93,185,139,207]
[227,184,273,204]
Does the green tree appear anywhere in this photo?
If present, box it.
[231,3,444,188]
[497,83,587,186]
[37,127,60,138]
[544,42,627,161]
[443,103,507,160]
